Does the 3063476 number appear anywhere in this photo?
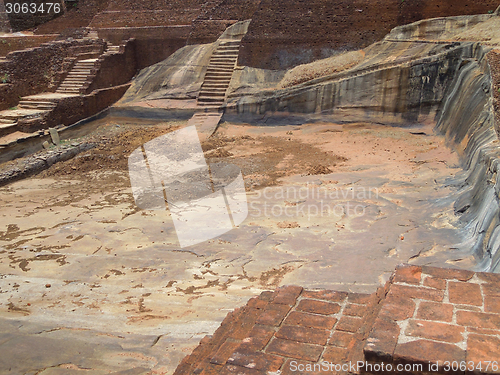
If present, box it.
[5,3,61,14]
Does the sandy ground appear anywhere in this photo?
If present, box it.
[0,118,467,374]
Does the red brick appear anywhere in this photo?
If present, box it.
[394,340,465,369]
[449,282,483,306]
[468,326,500,336]
[199,363,223,375]
[266,338,323,362]
[476,272,500,284]
[455,305,482,312]
[256,304,291,326]
[211,339,241,365]
[247,297,268,310]
[272,285,303,305]
[421,266,474,281]
[276,325,330,345]
[364,318,400,362]
[296,299,341,315]
[237,324,275,352]
[343,303,368,317]
[389,284,444,302]
[284,311,337,330]
[302,290,348,302]
[393,264,422,285]
[258,291,275,302]
[405,320,465,343]
[336,316,363,333]
[329,331,354,348]
[484,295,500,313]
[482,282,500,297]
[229,308,261,340]
[227,352,284,372]
[423,276,447,290]
[457,311,500,330]
[348,293,373,304]
[378,295,416,321]
[466,335,500,373]
[322,346,348,363]
[416,301,454,322]
[281,359,328,375]
[220,364,262,375]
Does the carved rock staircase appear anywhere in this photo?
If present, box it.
[197,39,242,108]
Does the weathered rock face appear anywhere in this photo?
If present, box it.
[238,0,500,70]
[118,44,215,104]
[435,47,500,272]
[227,41,479,126]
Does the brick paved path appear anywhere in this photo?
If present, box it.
[174,265,500,374]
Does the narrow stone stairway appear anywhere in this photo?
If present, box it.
[187,112,223,142]
[56,58,98,94]
[197,39,242,108]
[17,99,57,111]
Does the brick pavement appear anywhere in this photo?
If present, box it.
[173,265,500,374]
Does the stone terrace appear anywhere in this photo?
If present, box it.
[174,265,500,374]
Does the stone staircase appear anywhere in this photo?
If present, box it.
[187,112,223,142]
[197,39,242,108]
[56,58,98,94]
[106,44,121,54]
[18,99,57,111]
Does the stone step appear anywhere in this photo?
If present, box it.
[210,58,236,63]
[207,68,234,73]
[212,51,239,57]
[64,77,87,82]
[201,82,230,88]
[18,101,57,110]
[201,84,229,92]
[56,89,80,93]
[59,82,83,86]
[205,71,233,77]
[73,65,94,70]
[199,91,226,97]
[200,87,227,93]
[0,122,17,137]
[218,41,240,46]
[208,62,235,67]
[0,118,16,124]
[65,76,87,82]
[197,96,225,103]
[67,71,91,75]
[204,78,232,84]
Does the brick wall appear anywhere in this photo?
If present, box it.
[0,0,11,32]
[86,39,137,92]
[239,0,500,70]
[96,26,191,69]
[33,0,110,34]
[6,0,65,31]
[0,38,106,111]
[0,35,58,57]
[188,0,261,44]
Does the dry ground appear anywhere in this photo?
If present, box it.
[0,118,466,374]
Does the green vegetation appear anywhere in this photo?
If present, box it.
[0,73,9,84]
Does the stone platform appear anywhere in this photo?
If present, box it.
[174,265,500,374]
